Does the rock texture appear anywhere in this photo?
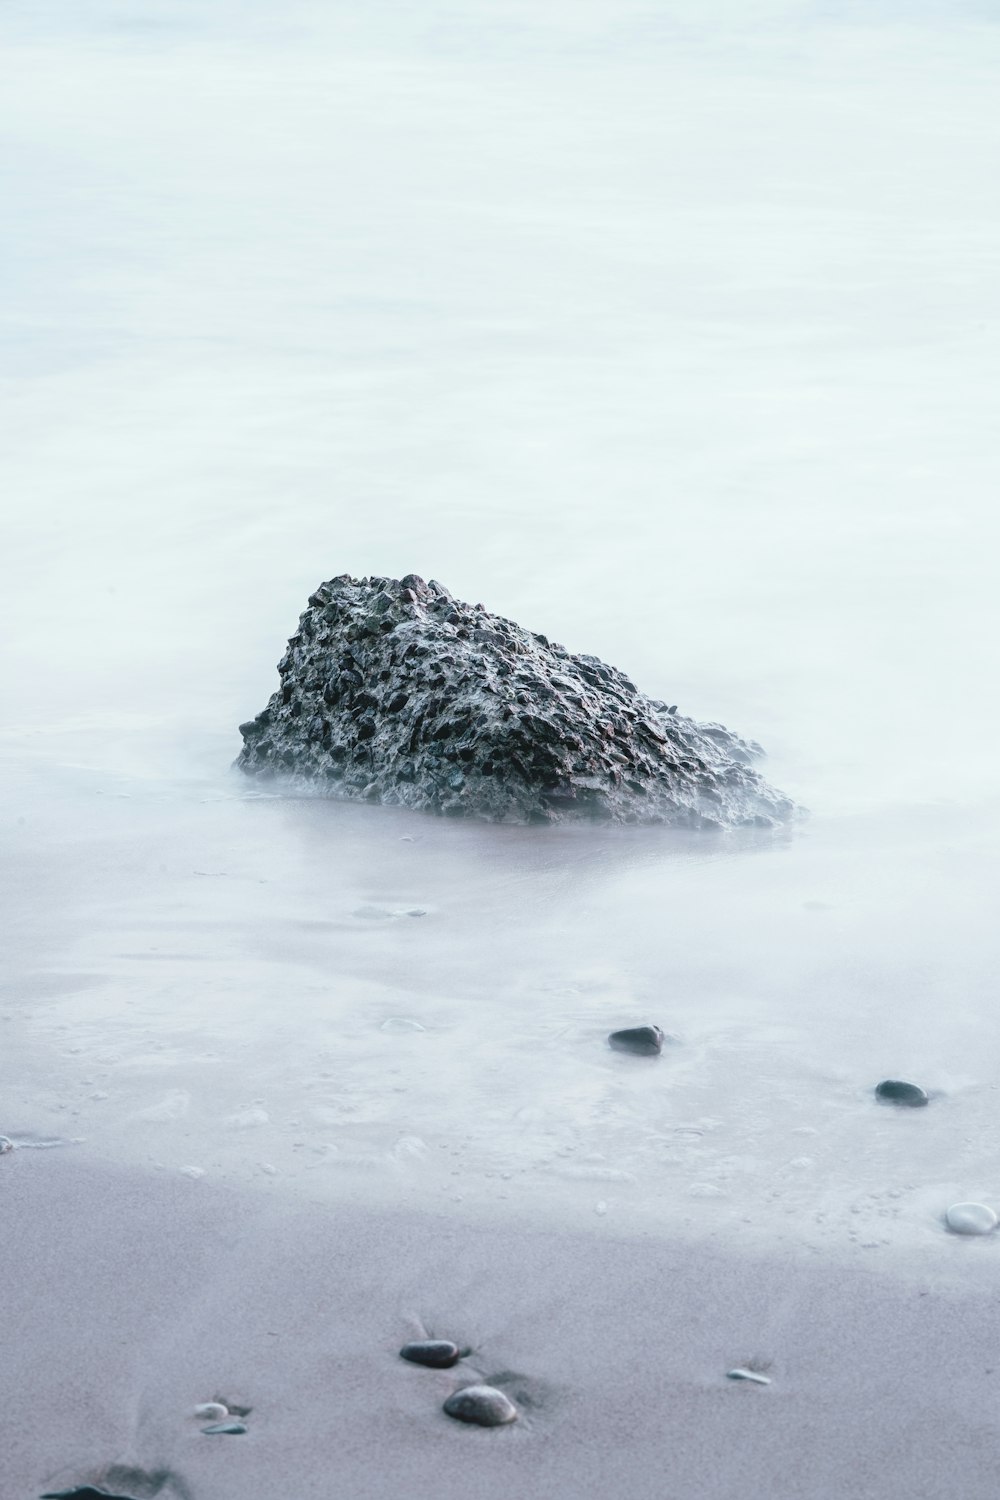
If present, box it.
[235,574,795,828]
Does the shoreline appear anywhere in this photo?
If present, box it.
[4,1150,998,1499]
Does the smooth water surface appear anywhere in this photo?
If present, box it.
[2,0,1000,1276]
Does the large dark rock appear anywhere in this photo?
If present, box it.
[235,574,795,828]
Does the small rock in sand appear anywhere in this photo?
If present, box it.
[443,1384,518,1427]
[400,1339,462,1369]
[945,1202,998,1236]
[194,1402,229,1421]
[608,1025,665,1056]
[0,1135,13,1155]
[874,1080,928,1107]
[727,1367,772,1385]
[42,1490,137,1500]
[201,1421,248,1435]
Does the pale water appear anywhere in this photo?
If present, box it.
[2,0,1000,1278]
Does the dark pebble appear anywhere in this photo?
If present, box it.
[400,1339,461,1369]
[443,1384,518,1427]
[200,1422,247,1436]
[874,1079,928,1107]
[41,1492,137,1500]
[608,1025,665,1056]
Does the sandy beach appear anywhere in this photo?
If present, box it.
[4,1148,999,1500]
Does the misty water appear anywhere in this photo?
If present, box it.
[3,0,1000,1277]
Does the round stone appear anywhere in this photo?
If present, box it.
[945,1202,998,1236]
[875,1079,928,1107]
[443,1384,518,1427]
[194,1402,229,1421]
[400,1339,461,1369]
[608,1025,664,1057]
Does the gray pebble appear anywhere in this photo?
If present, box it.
[874,1079,928,1107]
[201,1422,247,1435]
[608,1025,664,1056]
[0,1136,13,1155]
[727,1367,772,1385]
[443,1384,518,1427]
[400,1339,462,1369]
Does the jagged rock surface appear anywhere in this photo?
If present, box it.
[235,574,795,828]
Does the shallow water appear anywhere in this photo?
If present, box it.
[3,0,1000,1278]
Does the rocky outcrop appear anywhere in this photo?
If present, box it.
[235,574,795,828]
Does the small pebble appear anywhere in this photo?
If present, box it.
[194,1402,229,1421]
[727,1368,772,1385]
[41,1490,137,1500]
[201,1421,248,1435]
[875,1080,928,1107]
[400,1339,462,1369]
[443,1384,518,1426]
[608,1025,664,1056]
[0,1136,14,1155]
[945,1202,998,1236]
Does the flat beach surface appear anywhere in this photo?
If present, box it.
[5,1150,1000,1500]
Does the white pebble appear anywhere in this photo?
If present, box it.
[945,1202,998,1236]
[194,1402,229,1421]
[0,1136,13,1156]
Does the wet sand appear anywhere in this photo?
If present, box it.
[4,1149,999,1500]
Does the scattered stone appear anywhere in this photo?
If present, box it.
[608,1025,665,1056]
[875,1080,928,1107]
[443,1384,518,1427]
[0,1135,13,1155]
[235,574,796,829]
[400,1339,462,1369]
[727,1368,772,1385]
[200,1422,247,1436]
[945,1202,998,1236]
[41,1464,177,1500]
[41,1491,136,1500]
[193,1403,229,1421]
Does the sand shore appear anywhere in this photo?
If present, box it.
[3,1148,997,1499]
